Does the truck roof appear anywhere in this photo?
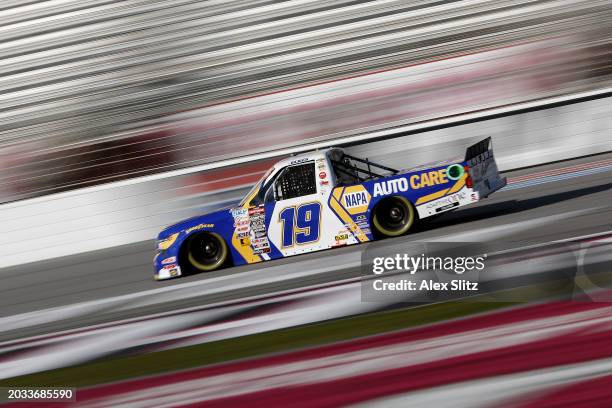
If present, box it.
[273,147,342,169]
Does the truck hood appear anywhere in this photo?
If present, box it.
[157,204,235,240]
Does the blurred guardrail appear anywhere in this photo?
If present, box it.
[1,93,611,269]
[1,234,610,377]
[1,0,611,201]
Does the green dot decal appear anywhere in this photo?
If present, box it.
[446,164,465,180]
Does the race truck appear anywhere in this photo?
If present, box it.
[154,137,506,280]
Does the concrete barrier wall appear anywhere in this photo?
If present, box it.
[1,96,611,269]
[349,97,612,172]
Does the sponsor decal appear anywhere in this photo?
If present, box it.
[235,225,250,233]
[253,247,271,254]
[185,223,214,234]
[250,216,265,225]
[320,180,329,185]
[239,237,250,246]
[345,222,359,234]
[436,202,459,212]
[468,150,491,167]
[248,206,265,215]
[454,191,468,200]
[162,264,177,269]
[350,218,369,229]
[231,208,248,217]
[333,229,350,246]
[161,256,176,265]
[424,191,467,210]
[344,192,367,207]
[290,158,309,165]
[319,171,327,179]
[234,218,249,227]
[251,230,267,238]
[251,239,269,247]
[446,164,465,180]
[236,231,250,238]
[169,269,179,277]
[250,213,266,238]
[339,185,371,215]
[373,178,409,197]
[373,170,449,197]
[250,232,270,250]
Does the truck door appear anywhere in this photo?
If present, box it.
[262,161,325,256]
[262,159,349,257]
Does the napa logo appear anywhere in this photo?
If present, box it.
[339,185,371,215]
[344,192,367,208]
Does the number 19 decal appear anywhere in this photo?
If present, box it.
[279,202,322,247]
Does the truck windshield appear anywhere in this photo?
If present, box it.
[239,167,274,206]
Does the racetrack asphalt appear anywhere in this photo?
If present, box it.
[0,153,610,338]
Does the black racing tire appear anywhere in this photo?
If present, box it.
[185,232,229,272]
[372,196,417,238]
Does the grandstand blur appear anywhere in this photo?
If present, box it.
[1,0,611,202]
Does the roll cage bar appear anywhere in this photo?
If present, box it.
[330,153,399,183]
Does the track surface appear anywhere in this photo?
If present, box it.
[1,153,610,322]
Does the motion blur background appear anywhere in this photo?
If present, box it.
[1,1,612,407]
[0,0,611,202]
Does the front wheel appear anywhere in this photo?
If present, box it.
[186,232,229,272]
[372,196,417,238]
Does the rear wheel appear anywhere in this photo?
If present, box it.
[186,232,228,272]
[372,196,417,237]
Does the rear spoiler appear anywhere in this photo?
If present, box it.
[465,137,492,162]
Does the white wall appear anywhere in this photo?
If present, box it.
[1,96,611,269]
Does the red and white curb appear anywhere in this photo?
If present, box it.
[0,228,609,381]
[14,299,611,408]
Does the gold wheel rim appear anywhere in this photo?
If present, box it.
[373,196,415,237]
[188,232,228,271]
